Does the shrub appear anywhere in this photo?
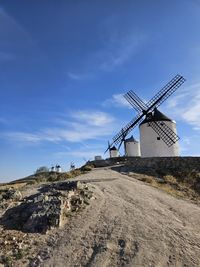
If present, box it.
[81,164,94,172]
[163,175,177,184]
[14,249,24,260]
[36,176,47,183]
[57,172,72,181]
[47,175,58,182]
[35,166,49,174]
[27,180,37,185]
[0,255,12,267]
[70,169,82,177]
[135,175,154,184]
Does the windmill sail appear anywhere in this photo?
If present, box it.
[124,93,141,113]
[108,74,185,151]
[146,74,185,111]
[149,121,180,147]
[112,113,144,145]
[127,90,148,111]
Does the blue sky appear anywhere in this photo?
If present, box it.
[0,0,200,182]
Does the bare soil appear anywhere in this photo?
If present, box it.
[1,168,200,267]
[43,168,200,267]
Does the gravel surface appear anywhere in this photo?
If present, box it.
[42,168,200,267]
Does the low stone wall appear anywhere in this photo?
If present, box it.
[90,157,200,175]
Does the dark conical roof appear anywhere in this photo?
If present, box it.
[110,146,117,151]
[124,135,138,143]
[140,108,173,126]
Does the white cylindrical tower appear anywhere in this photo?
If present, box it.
[139,109,179,157]
[56,165,62,173]
[124,136,141,157]
[110,146,119,158]
[94,155,102,161]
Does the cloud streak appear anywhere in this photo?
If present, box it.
[103,93,131,108]
[0,117,7,124]
[71,111,114,126]
[0,51,15,61]
[68,22,147,78]
[165,82,200,130]
[1,110,117,145]
[54,150,102,160]
[99,31,146,71]
[67,72,92,81]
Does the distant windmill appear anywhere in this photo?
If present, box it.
[124,136,141,157]
[107,141,119,158]
[106,74,186,157]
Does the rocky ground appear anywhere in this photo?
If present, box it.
[0,179,94,266]
[1,168,200,266]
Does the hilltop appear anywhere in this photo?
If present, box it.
[0,160,200,266]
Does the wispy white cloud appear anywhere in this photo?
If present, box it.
[165,82,200,130]
[1,110,117,144]
[67,72,81,80]
[0,117,7,124]
[70,110,114,126]
[0,7,31,39]
[68,23,147,77]
[178,134,200,156]
[67,71,93,81]
[179,137,191,153]
[0,51,15,61]
[0,6,34,60]
[99,32,146,71]
[5,132,42,143]
[53,142,105,161]
[67,72,92,81]
[103,93,131,108]
[54,150,102,160]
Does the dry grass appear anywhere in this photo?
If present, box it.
[0,166,88,190]
[0,182,27,191]
[163,175,177,184]
[134,175,155,184]
[80,164,94,172]
[129,172,199,202]
[152,183,185,198]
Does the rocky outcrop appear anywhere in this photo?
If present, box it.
[0,181,94,234]
[0,188,22,201]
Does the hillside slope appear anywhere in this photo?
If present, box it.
[42,168,200,267]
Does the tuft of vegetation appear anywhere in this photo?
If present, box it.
[13,249,25,260]
[70,169,82,177]
[35,166,49,174]
[128,170,200,202]
[80,164,94,172]
[163,175,178,185]
[0,255,12,267]
[20,168,85,185]
[138,176,154,184]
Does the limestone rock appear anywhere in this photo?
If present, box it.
[0,188,22,201]
[1,181,93,234]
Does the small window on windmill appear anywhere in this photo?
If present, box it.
[157,137,160,140]
[160,122,164,126]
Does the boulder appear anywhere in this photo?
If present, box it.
[1,181,93,234]
[0,188,22,201]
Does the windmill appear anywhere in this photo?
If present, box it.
[107,140,119,158]
[124,136,141,157]
[106,74,186,157]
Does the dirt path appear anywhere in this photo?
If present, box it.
[42,168,200,267]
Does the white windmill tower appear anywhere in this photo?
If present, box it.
[56,165,62,173]
[139,108,179,157]
[109,146,119,158]
[124,136,141,157]
[106,74,186,157]
[106,141,119,158]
